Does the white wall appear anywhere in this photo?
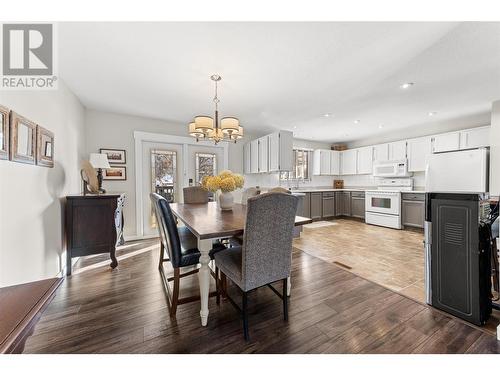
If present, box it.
[85,109,246,239]
[0,81,86,287]
[490,100,500,196]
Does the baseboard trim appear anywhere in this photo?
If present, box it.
[124,234,159,242]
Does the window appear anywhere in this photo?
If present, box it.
[280,149,311,181]
[195,152,217,184]
[151,149,177,227]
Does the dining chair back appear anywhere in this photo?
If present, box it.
[214,192,299,340]
[269,187,290,194]
[241,187,261,204]
[242,192,298,291]
[150,193,183,268]
[183,186,209,204]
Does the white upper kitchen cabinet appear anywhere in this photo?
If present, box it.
[432,131,460,153]
[330,150,340,175]
[373,143,389,162]
[313,149,331,175]
[268,130,293,172]
[250,139,259,173]
[258,136,268,173]
[388,140,407,160]
[459,126,490,150]
[357,146,373,174]
[243,142,251,174]
[407,136,432,172]
[341,149,358,175]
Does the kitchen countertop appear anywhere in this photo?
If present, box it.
[260,186,426,194]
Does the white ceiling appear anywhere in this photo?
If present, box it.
[58,22,500,143]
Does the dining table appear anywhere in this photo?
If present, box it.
[169,201,312,326]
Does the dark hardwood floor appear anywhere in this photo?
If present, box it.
[24,239,500,354]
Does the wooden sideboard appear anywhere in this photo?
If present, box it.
[65,193,125,275]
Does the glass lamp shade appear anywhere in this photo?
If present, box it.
[188,122,203,137]
[89,153,111,169]
[221,117,240,134]
[194,116,214,131]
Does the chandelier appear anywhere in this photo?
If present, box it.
[188,74,244,144]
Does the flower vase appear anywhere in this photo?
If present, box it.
[218,191,234,210]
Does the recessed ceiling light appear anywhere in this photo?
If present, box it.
[293,126,297,129]
[378,124,384,129]
[428,111,437,116]
[400,82,415,89]
[323,113,333,118]
[354,120,360,124]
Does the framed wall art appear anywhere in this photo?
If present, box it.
[103,166,127,180]
[10,112,37,165]
[100,148,126,164]
[36,126,54,168]
[0,105,10,160]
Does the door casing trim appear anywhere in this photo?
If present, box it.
[134,131,229,238]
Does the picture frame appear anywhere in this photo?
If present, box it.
[36,125,55,168]
[100,148,126,164]
[103,166,127,180]
[10,111,37,165]
[0,105,10,160]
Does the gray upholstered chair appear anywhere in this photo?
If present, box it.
[269,186,291,194]
[183,186,209,204]
[214,192,299,340]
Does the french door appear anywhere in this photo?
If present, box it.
[142,141,184,237]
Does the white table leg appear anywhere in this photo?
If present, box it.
[197,238,212,326]
[287,276,291,296]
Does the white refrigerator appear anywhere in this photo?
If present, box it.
[425,148,489,193]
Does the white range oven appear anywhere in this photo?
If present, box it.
[365,178,413,229]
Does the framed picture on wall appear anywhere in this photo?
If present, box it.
[36,126,54,168]
[103,166,127,180]
[0,105,10,160]
[10,111,37,165]
[100,148,126,164]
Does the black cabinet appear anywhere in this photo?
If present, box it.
[428,193,491,325]
[65,194,125,275]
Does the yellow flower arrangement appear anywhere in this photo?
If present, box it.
[220,177,236,193]
[201,170,244,193]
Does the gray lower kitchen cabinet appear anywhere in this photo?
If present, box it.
[351,194,365,219]
[301,192,311,218]
[401,193,425,228]
[310,192,322,220]
[335,191,351,216]
[322,192,335,218]
[402,200,425,228]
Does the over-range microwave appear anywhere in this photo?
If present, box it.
[372,159,411,177]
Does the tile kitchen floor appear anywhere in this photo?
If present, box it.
[294,219,426,303]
